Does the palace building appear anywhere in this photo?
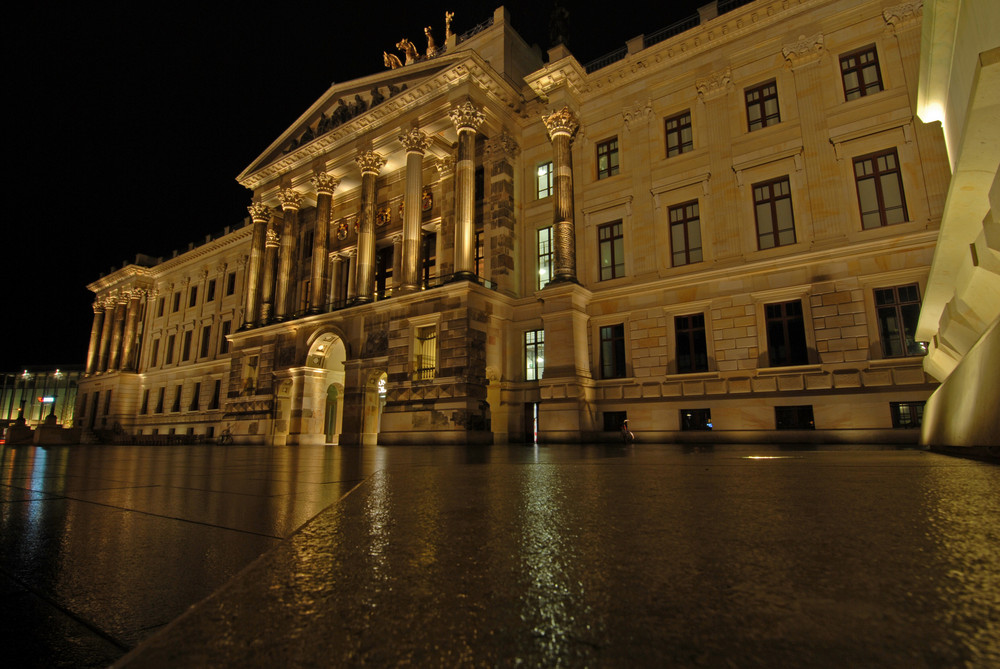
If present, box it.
[76,0,953,446]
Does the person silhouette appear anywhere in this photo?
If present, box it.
[621,419,634,445]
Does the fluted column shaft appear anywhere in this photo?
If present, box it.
[244,202,270,328]
[97,302,115,372]
[310,174,339,311]
[399,129,429,293]
[261,228,280,323]
[543,107,580,283]
[329,253,344,305]
[120,292,142,372]
[275,189,303,319]
[449,101,485,279]
[346,249,358,301]
[85,304,104,375]
[107,299,127,371]
[354,151,386,303]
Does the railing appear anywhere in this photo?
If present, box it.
[457,16,494,44]
[643,14,700,49]
[584,47,628,74]
[718,0,757,15]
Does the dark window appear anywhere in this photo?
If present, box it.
[375,246,393,299]
[775,405,815,429]
[665,111,693,157]
[79,393,88,417]
[226,271,237,296]
[840,45,883,100]
[181,330,193,362]
[669,201,703,266]
[600,324,627,379]
[890,401,925,428]
[219,321,232,355]
[745,80,780,131]
[753,177,796,249]
[140,389,149,414]
[681,409,712,430]
[537,227,553,289]
[474,229,485,278]
[189,383,201,411]
[150,339,160,367]
[604,411,627,432]
[188,286,198,308]
[171,385,182,413]
[172,292,181,312]
[421,232,437,284]
[537,161,554,199]
[200,325,212,358]
[103,390,112,415]
[854,148,908,229]
[875,284,922,357]
[165,334,176,365]
[598,221,624,280]
[765,300,809,367]
[597,137,619,179]
[208,379,221,410]
[675,314,709,373]
[155,387,165,414]
[206,279,216,302]
[156,297,165,318]
[525,329,545,381]
[299,278,311,312]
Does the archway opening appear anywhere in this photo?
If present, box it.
[305,332,347,445]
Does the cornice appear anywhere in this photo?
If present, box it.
[524,55,589,101]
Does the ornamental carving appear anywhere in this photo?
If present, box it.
[436,156,455,177]
[336,220,349,240]
[399,127,430,154]
[312,172,341,195]
[484,130,520,159]
[542,106,579,140]
[449,100,486,132]
[422,187,433,212]
[883,0,922,31]
[277,188,303,211]
[265,228,280,248]
[695,67,732,101]
[622,100,653,131]
[376,205,392,227]
[248,202,271,223]
[782,33,824,68]
[355,150,387,176]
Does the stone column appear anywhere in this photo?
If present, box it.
[260,228,280,323]
[483,130,520,294]
[243,202,270,328]
[436,158,456,276]
[353,150,386,303]
[85,303,105,375]
[542,106,580,283]
[120,289,143,371]
[448,100,486,280]
[328,253,344,306]
[275,188,303,319]
[106,296,127,371]
[310,173,340,312]
[398,128,430,294]
[97,300,116,372]
[345,248,358,302]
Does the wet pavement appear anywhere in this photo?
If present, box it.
[2,444,999,667]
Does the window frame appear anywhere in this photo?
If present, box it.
[596,137,620,180]
[525,329,545,381]
[890,401,925,428]
[752,176,796,250]
[665,110,693,157]
[764,300,810,367]
[775,405,815,429]
[674,313,709,374]
[745,80,780,131]
[536,161,554,199]
[537,226,553,290]
[599,323,627,379]
[853,148,908,229]
[874,283,922,358]
[840,44,883,101]
[668,200,703,267]
[598,220,625,281]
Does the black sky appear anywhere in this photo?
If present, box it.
[5,0,703,371]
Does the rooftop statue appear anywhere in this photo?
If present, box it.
[383,51,403,69]
[396,38,420,65]
[425,26,438,58]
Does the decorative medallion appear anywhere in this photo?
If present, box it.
[376,205,391,227]
[422,187,433,212]
[336,220,349,240]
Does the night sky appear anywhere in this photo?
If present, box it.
[6,0,703,371]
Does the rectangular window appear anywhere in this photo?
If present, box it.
[140,389,149,415]
[890,401,925,428]
[155,387,165,414]
[421,232,437,284]
[172,292,181,312]
[600,324,627,379]
[104,390,112,415]
[665,111,693,157]
[209,379,221,410]
[875,284,922,357]
[745,80,780,131]
[775,405,815,429]
[596,137,619,179]
[854,148,908,229]
[206,279,216,302]
[537,161,554,199]
[840,45,883,100]
[753,177,796,249]
[537,227,553,290]
[79,393,88,417]
[675,314,709,373]
[300,278,312,310]
[189,382,201,411]
[525,329,545,381]
[604,411,627,432]
[598,221,624,280]
[165,334,176,365]
[200,325,212,359]
[226,271,237,296]
[414,326,437,380]
[669,201,703,266]
[219,321,232,355]
[681,409,712,430]
[181,330,193,362]
[765,300,809,367]
[150,339,160,367]
[474,229,485,278]
[188,286,198,308]
[171,385,182,413]
[156,297,165,318]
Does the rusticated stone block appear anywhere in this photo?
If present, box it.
[751,377,778,392]
[683,380,705,395]
[862,370,892,386]
[777,374,804,391]
[706,379,727,394]
[642,383,661,398]
[833,370,861,388]
[623,384,642,399]
[662,382,683,397]
[728,377,752,393]
[805,373,832,389]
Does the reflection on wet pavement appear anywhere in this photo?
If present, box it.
[2,444,998,667]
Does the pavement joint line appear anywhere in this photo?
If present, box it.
[0,566,131,653]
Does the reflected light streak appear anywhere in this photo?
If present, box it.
[743,455,799,460]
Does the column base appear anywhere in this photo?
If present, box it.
[351,296,373,305]
[450,271,477,283]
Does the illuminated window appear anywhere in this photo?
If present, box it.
[537,161,554,199]
[840,45,883,100]
[775,405,814,429]
[890,401,924,428]
[745,80,780,131]
[596,137,619,179]
[665,111,693,157]
[765,301,808,367]
[675,314,708,373]
[875,284,922,357]
[669,200,702,266]
[753,177,796,249]
[525,329,544,381]
[854,148,908,229]
[414,325,437,380]
[681,409,712,430]
[598,221,624,281]
[537,227,553,290]
[600,324,627,379]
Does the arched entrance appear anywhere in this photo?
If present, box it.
[303,331,347,444]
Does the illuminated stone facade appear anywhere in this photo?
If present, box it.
[77,0,952,445]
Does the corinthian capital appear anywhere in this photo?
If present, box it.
[449,100,485,133]
[355,150,387,176]
[278,188,303,211]
[542,106,579,140]
[312,172,341,196]
[399,128,430,154]
[265,228,280,248]
[248,201,271,223]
